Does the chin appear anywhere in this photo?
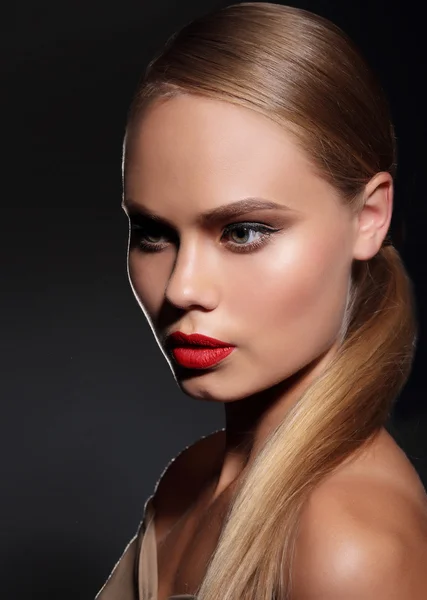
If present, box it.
[172,370,263,404]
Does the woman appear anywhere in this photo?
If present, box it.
[96,2,427,599]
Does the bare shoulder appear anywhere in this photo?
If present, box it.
[292,434,427,599]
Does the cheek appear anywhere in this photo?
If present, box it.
[128,255,165,317]
[231,238,350,345]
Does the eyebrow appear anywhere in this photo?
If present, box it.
[121,197,295,227]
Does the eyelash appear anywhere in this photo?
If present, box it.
[129,221,280,254]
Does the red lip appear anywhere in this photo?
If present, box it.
[166,332,236,369]
[171,347,235,369]
[167,331,234,348]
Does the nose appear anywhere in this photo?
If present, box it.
[164,238,219,311]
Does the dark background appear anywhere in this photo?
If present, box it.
[2,1,426,598]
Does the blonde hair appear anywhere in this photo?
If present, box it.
[124,3,418,598]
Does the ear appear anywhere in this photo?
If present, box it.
[352,172,393,261]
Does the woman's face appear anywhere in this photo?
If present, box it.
[123,94,357,402]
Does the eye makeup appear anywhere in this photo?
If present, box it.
[128,217,282,254]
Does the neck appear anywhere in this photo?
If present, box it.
[211,341,340,500]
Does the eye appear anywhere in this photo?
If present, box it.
[129,221,172,252]
[221,222,280,253]
[129,219,280,254]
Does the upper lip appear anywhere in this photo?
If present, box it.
[166,331,234,348]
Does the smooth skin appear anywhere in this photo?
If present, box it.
[123,94,427,598]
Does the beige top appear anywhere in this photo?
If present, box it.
[95,429,226,600]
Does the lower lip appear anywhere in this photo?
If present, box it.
[172,346,235,369]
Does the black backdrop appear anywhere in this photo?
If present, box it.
[2,1,426,598]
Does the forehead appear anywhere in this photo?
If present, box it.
[124,94,339,214]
